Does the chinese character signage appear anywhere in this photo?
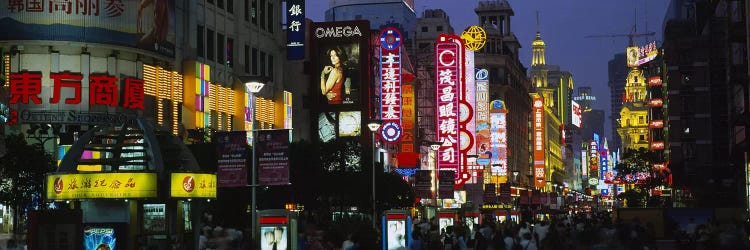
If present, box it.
[475,69,490,166]
[215,131,248,187]
[637,41,658,66]
[46,172,157,200]
[572,100,582,128]
[490,100,507,178]
[459,51,476,184]
[312,21,369,106]
[286,0,305,60]
[0,0,176,57]
[400,84,415,153]
[532,97,545,187]
[170,173,217,198]
[589,140,599,179]
[435,34,463,183]
[379,27,403,143]
[581,149,588,178]
[257,129,290,186]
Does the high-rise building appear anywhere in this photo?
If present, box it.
[608,53,627,152]
[663,0,747,207]
[325,0,416,39]
[415,9,454,165]
[617,67,649,151]
[528,18,566,188]
[473,0,532,188]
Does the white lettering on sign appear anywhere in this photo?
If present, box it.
[315,26,363,38]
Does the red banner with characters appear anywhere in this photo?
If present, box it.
[257,129,291,186]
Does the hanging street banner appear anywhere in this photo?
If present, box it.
[257,129,291,186]
[215,131,248,187]
[413,170,433,199]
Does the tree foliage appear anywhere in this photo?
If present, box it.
[0,133,56,232]
[614,148,669,189]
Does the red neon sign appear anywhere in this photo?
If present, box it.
[435,34,463,182]
[648,76,662,87]
[648,98,663,108]
[9,71,144,110]
[379,27,403,144]
[533,97,545,187]
[649,120,664,129]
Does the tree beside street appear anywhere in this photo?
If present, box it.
[0,133,56,234]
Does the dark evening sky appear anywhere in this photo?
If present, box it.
[306,0,670,142]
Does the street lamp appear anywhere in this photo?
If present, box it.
[240,76,266,240]
[367,119,381,230]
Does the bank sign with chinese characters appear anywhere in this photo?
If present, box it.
[170,173,216,198]
[435,34,464,183]
[8,71,144,124]
[285,0,305,60]
[46,172,157,200]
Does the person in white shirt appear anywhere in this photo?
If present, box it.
[533,221,549,242]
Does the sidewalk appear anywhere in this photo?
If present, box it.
[0,233,26,250]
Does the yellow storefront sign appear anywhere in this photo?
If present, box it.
[170,173,217,198]
[481,204,513,210]
[46,173,157,200]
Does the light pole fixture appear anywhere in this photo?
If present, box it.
[512,171,519,184]
[429,141,441,151]
[367,119,381,230]
[237,75,268,241]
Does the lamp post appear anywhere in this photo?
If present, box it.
[367,119,381,230]
[243,78,265,240]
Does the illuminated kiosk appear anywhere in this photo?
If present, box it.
[257,209,298,250]
[382,209,411,250]
[436,211,456,235]
[40,119,215,250]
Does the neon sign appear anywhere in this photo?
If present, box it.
[435,34,465,184]
[379,27,403,143]
[9,71,144,109]
[533,97,545,187]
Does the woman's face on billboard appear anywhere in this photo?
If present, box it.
[329,50,341,65]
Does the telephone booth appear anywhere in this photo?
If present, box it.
[257,209,298,250]
[382,209,410,250]
[437,211,455,234]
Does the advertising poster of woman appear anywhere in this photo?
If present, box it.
[319,43,360,105]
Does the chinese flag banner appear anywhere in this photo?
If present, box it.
[256,129,291,186]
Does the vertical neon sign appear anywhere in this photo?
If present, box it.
[533,97,545,187]
[460,50,477,183]
[379,27,403,143]
[435,34,465,185]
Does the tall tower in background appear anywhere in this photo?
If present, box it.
[617,68,649,150]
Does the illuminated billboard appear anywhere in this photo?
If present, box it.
[338,111,361,137]
[379,27,403,143]
[0,0,176,57]
[636,41,658,66]
[318,112,336,142]
[627,46,639,68]
[46,172,157,200]
[170,173,216,198]
[581,149,588,178]
[312,21,370,106]
[435,34,464,183]
[532,97,545,187]
[489,100,507,179]
[475,68,490,165]
[572,100,582,128]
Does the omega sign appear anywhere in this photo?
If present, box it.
[315,26,363,38]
